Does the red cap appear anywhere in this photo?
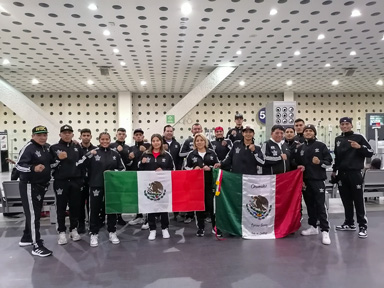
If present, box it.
[214,126,224,132]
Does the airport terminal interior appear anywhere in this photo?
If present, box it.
[1,0,384,287]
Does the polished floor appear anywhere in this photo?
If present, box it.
[1,171,384,288]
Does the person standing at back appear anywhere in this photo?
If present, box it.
[226,113,244,143]
[333,117,373,239]
[294,118,305,143]
[211,126,232,161]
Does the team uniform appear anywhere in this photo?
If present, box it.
[211,137,232,161]
[163,137,183,170]
[226,126,243,143]
[261,139,291,175]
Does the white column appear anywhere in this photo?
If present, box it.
[284,91,295,101]
[0,76,60,134]
[117,91,132,135]
[149,66,236,135]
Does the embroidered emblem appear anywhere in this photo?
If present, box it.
[235,147,241,154]
[272,150,278,156]
[95,155,101,161]
[35,151,41,158]
[315,148,320,153]
[336,141,341,147]
[113,156,116,160]
[93,189,100,197]
[56,188,63,195]
[36,195,42,201]
[144,181,166,201]
[246,195,272,220]
[192,157,198,163]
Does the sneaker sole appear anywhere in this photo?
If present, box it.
[109,240,120,244]
[90,243,98,247]
[32,251,52,257]
[19,242,33,247]
[358,234,368,239]
[336,228,356,231]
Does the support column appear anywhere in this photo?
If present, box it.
[117,91,132,137]
[0,76,60,134]
[149,66,236,135]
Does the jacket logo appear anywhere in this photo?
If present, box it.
[192,157,198,163]
[336,141,341,147]
[271,146,276,150]
[319,188,324,193]
[272,150,278,156]
[147,158,151,163]
[189,142,194,149]
[56,188,63,195]
[210,156,213,160]
[35,151,41,157]
[144,181,166,201]
[74,147,78,152]
[212,145,216,150]
[315,148,320,153]
[36,195,42,201]
[162,158,166,163]
[356,184,362,189]
[93,189,100,197]
[246,195,272,220]
[175,145,178,148]
[95,155,101,161]
[113,156,116,160]
[235,147,241,154]
[300,150,304,156]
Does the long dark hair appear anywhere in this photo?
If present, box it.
[147,133,165,154]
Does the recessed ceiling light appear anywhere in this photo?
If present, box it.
[294,50,301,56]
[140,80,147,86]
[332,80,339,86]
[270,9,278,16]
[88,3,98,11]
[31,78,39,85]
[113,48,119,54]
[286,80,293,86]
[103,30,111,36]
[276,63,282,67]
[2,59,10,65]
[87,79,94,85]
[325,63,331,67]
[351,9,361,17]
[181,2,192,16]
[236,50,242,55]
[350,51,356,56]
[317,34,325,40]
[377,80,383,86]
[120,61,126,66]
[239,81,245,86]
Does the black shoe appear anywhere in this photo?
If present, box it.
[358,227,368,239]
[117,216,127,226]
[77,223,86,234]
[32,245,53,257]
[19,235,33,247]
[335,224,356,231]
[196,229,204,237]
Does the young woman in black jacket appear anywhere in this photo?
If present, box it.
[186,133,219,237]
[138,134,175,240]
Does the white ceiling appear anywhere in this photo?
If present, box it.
[0,0,384,93]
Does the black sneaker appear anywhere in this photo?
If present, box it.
[19,235,33,247]
[32,245,53,257]
[196,229,204,237]
[335,224,356,231]
[358,227,368,239]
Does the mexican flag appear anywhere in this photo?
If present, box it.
[104,170,205,214]
[214,169,303,239]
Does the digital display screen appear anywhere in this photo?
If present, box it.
[369,115,384,126]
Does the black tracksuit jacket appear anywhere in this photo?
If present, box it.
[138,151,175,171]
[211,137,233,161]
[163,137,183,170]
[261,139,291,175]
[128,141,151,171]
[110,140,131,167]
[226,126,243,143]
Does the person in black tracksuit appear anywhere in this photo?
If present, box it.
[295,124,332,245]
[262,125,291,175]
[226,113,244,143]
[179,123,213,223]
[211,126,232,161]
[185,133,219,237]
[50,125,85,245]
[333,117,373,239]
[163,125,183,170]
[219,124,265,175]
[110,127,131,226]
[284,126,301,170]
[138,134,175,240]
[127,128,151,226]
[78,128,97,233]
[15,125,53,257]
[294,118,305,143]
[76,132,125,247]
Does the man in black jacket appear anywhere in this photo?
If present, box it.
[294,118,305,143]
[16,125,53,257]
[50,125,84,245]
[262,125,290,175]
[78,128,97,233]
[163,125,183,170]
[332,117,374,238]
[295,124,332,245]
[211,126,232,161]
[226,113,244,143]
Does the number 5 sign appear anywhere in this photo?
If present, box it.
[258,108,266,124]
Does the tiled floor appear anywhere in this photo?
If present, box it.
[1,172,384,288]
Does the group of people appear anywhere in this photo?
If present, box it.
[14,113,374,257]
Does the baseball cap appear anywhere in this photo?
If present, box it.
[32,125,48,134]
[214,126,224,132]
[303,124,317,135]
[242,123,255,132]
[60,125,73,132]
[235,113,243,119]
[133,128,144,134]
[339,117,352,124]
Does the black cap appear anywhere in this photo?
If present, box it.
[303,124,317,135]
[32,125,48,134]
[235,113,243,119]
[133,128,144,134]
[60,124,73,132]
[339,117,352,124]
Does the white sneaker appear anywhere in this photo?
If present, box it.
[141,222,149,230]
[301,226,319,236]
[58,232,67,245]
[148,230,156,241]
[162,228,170,239]
[109,232,120,244]
[128,216,145,225]
[322,231,331,245]
[69,228,81,241]
[90,234,98,247]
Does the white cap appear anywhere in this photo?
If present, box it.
[242,123,255,132]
